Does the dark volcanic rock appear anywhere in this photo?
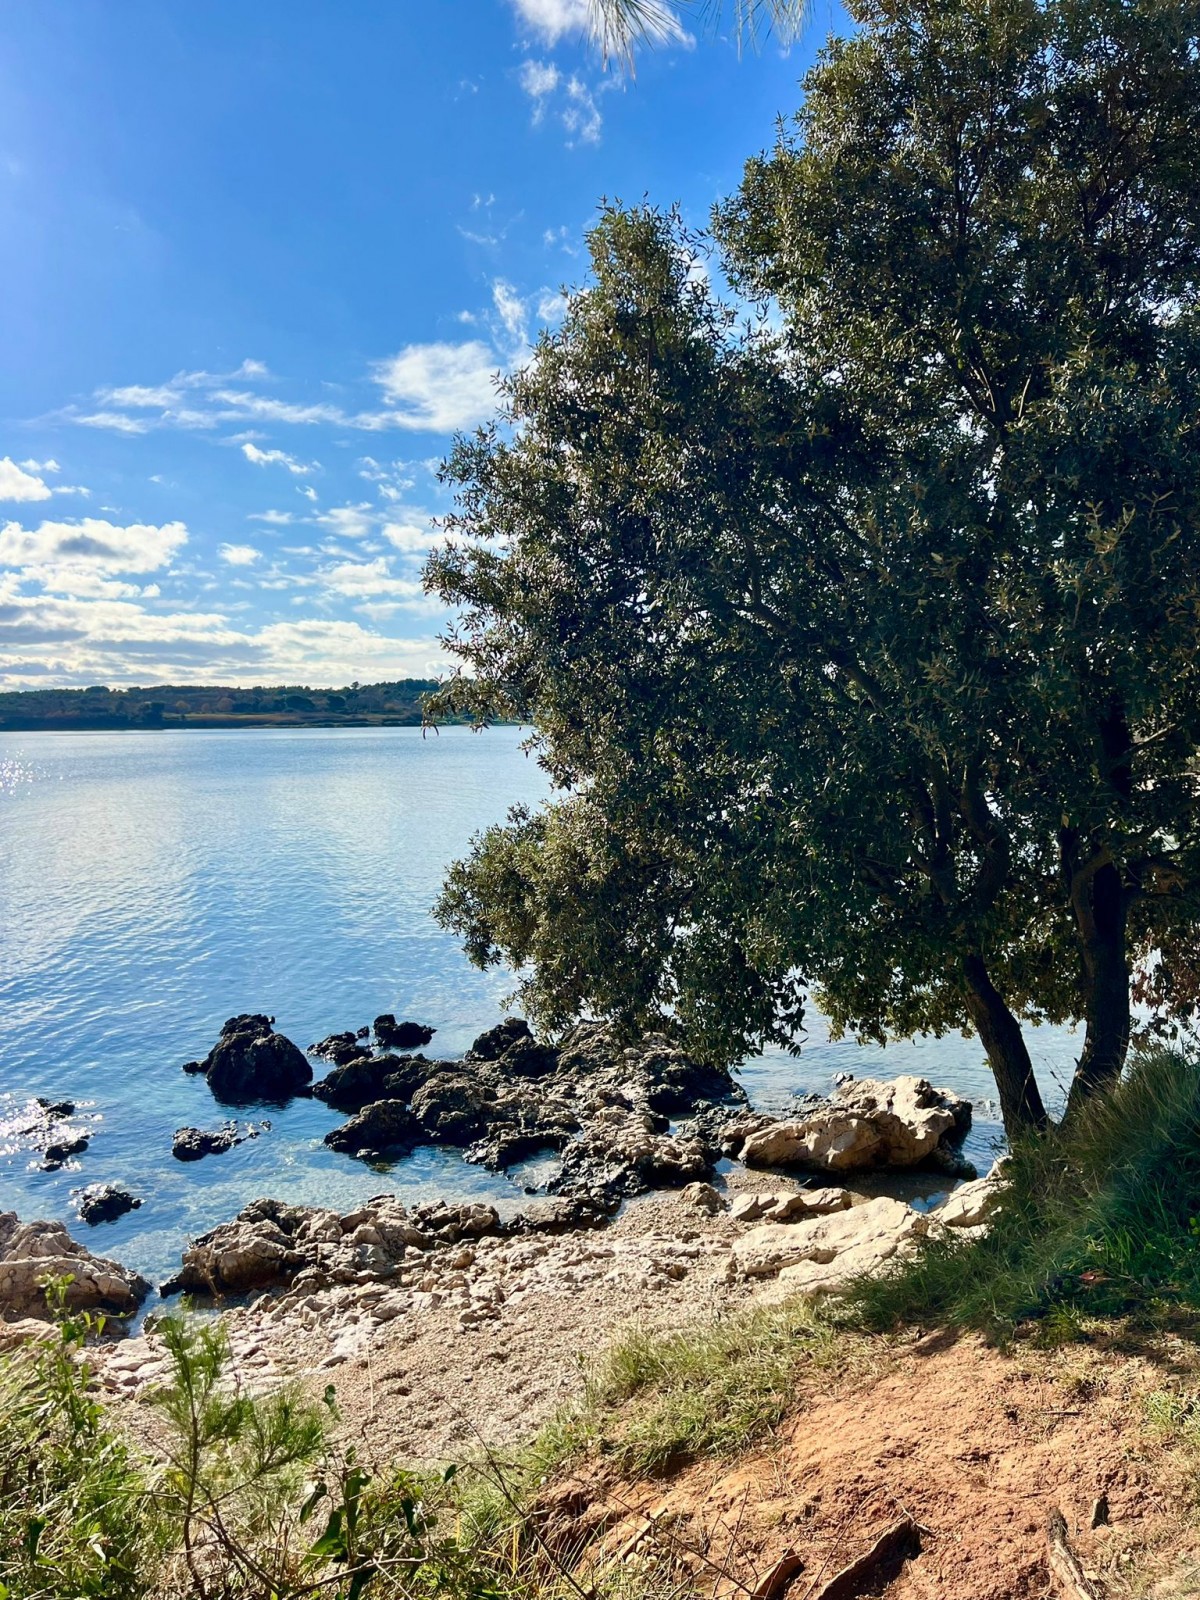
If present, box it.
[410,1072,494,1145]
[323,1099,423,1158]
[36,1097,76,1120]
[188,1014,312,1104]
[310,1031,367,1066]
[548,1108,714,1205]
[75,1184,141,1225]
[41,1134,90,1170]
[172,1121,266,1162]
[499,1035,559,1079]
[312,1053,434,1114]
[374,1015,436,1050]
[469,1017,531,1060]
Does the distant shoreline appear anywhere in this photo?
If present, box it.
[0,715,507,732]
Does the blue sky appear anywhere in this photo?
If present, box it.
[0,0,833,690]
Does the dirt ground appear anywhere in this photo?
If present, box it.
[545,1331,1200,1600]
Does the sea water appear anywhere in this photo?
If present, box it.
[0,726,1082,1286]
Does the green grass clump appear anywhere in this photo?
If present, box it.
[842,1046,1200,1341]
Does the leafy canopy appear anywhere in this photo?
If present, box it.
[427,0,1200,1129]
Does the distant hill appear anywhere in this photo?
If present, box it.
[0,681,457,731]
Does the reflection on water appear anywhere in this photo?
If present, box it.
[0,726,1083,1287]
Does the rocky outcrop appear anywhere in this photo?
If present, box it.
[410,1073,495,1145]
[323,1100,423,1159]
[729,1196,929,1295]
[549,1109,714,1205]
[41,1133,91,1170]
[75,1184,141,1225]
[310,1031,368,1066]
[312,1053,435,1113]
[738,1077,972,1176]
[184,1014,312,1104]
[374,1016,436,1050]
[162,1194,544,1298]
[0,1212,149,1320]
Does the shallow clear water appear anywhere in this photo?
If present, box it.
[0,727,1084,1287]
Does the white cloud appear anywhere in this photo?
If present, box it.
[317,504,376,541]
[564,75,602,144]
[509,0,691,51]
[19,458,59,473]
[519,58,561,125]
[241,442,316,474]
[249,509,296,525]
[76,411,151,435]
[0,517,187,574]
[493,280,529,345]
[373,342,500,432]
[218,543,261,566]
[298,484,319,502]
[382,521,440,553]
[318,556,424,600]
[0,457,53,502]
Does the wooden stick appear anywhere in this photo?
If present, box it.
[751,1548,805,1600]
[807,1517,919,1600]
[1046,1510,1101,1599]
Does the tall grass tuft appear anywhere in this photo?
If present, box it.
[843,1046,1200,1339]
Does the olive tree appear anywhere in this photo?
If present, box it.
[428,0,1200,1136]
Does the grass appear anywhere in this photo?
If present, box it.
[840,1046,1200,1342]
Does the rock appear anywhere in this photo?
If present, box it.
[935,1171,1005,1229]
[0,1212,149,1319]
[186,1014,312,1104]
[374,1016,436,1050]
[729,1196,928,1293]
[729,1188,852,1224]
[323,1100,423,1158]
[410,1073,494,1145]
[739,1077,972,1175]
[172,1121,265,1162]
[36,1097,75,1120]
[680,1182,726,1214]
[310,1031,367,1065]
[41,1134,90,1170]
[75,1184,142,1225]
[312,1053,433,1113]
[550,1109,714,1204]
[501,1196,614,1234]
[499,1035,559,1078]
[469,1017,532,1060]
[162,1194,514,1298]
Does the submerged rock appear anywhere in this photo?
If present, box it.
[172,1121,267,1162]
[75,1184,142,1226]
[185,1014,312,1104]
[374,1015,436,1050]
[0,1211,149,1320]
[739,1076,972,1176]
[310,1031,367,1066]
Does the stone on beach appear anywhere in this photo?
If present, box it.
[728,1187,852,1224]
[0,1211,149,1320]
[739,1076,972,1174]
[730,1196,929,1294]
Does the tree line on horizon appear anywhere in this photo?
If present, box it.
[0,680,448,729]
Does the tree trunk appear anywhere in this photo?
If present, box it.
[1066,858,1131,1121]
[962,952,1047,1135]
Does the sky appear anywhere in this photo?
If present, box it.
[0,0,836,691]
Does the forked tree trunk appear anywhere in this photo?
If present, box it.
[1065,858,1131,1122]
[962,951,1047,1135]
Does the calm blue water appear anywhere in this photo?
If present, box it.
[0,727,1084,1287]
